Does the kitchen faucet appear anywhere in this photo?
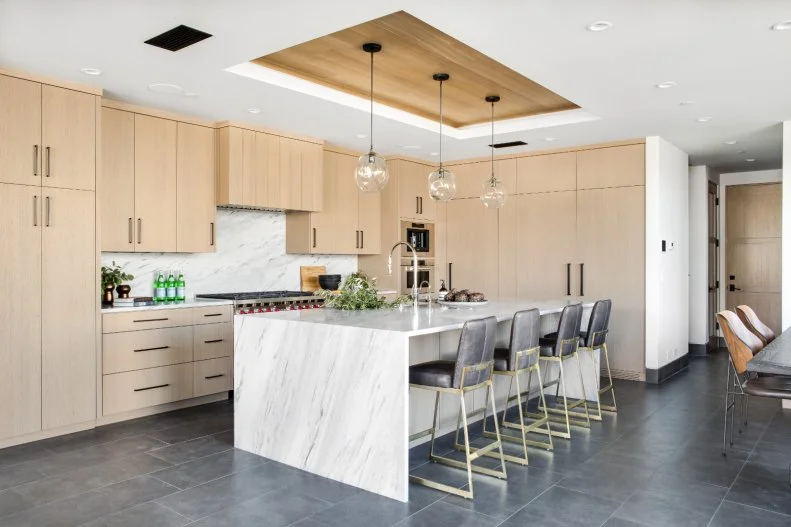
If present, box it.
[388,242,419,310]
[419,280,432,311]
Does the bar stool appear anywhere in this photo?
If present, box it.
[408,316,507,499]
[544,300,616,421]
[528,303,590,439]
[476,309,553,465]
[735,305,776,347]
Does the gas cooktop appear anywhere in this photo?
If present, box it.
[196,291,315,301]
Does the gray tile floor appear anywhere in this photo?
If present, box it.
[0,351,789,526]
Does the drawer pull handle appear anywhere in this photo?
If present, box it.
[133,346,170,353]
[134,383,170,392]
[203,313,223,317]
[133,318,169,323]
[205,374,224,380]
[204,339,224,344]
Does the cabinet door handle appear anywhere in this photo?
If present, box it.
[133,346,170,353]
[566,263,571,296]
[312,227,317,248]
[448,262,453,290]
[33,145,39,176]
[204,339,224,344]
[203,313,223,317]
[45,147,51,177]
[210,222,215,246]
[416,197,419,215]
[579,263,584,296]
[355,230,359,249]
[133,317,169,323]
[360,230,364,249]
[134,384,169,392]
[205,374,224,380]
[128,218,133,244]
[420,197,423,214]
[45,196,50,227]
[33,195,38,227]
[137,218,142,244]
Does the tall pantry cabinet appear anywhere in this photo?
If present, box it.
[0,71,99,441]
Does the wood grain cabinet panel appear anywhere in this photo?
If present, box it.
[576,144,645,189]
[445,198,499,299]
[300,141,323,212]
[334,152,360,254]
[517,152,576,193]
[0,184,42,439]
[103,308,193,334]
[103,363,194,416]
[194,323,233,361]
[177,123,216,253]
[0,75,41,186]
[41,85,96,191]
[193,358,233,397]
[397,160,435,221]
[192,305,233,325]
[41,187,96,430]
[358,186,381,254]
[100,107,135,251]
[134,115,177,252]
[103,326,193,375]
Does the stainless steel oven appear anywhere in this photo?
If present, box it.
[401,221,434,258]
[401,260,435,295]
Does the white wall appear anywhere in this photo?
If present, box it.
[102,209,358,297]
[717,169,783,319]
[784,122,791,330]
[688,166,710,346]
[645,137,690,370]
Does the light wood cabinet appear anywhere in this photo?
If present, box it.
[397,159,435,221]
[103,326,193,375]
[517,152,576,193]
[577,144,645,189]
[301,140,323,212]
[358,187,381,254]
[445,198,499,298]
[100,108,135,251]
[0,75,41,186]
[133,114,177,252]
[41,85,96,191]
[102,308,193,334]
[177,123,216,252]
[103,363,194,416]
[0,184,42,439]
[194,322,233,361]
[256,132,278,208]
[193,358,233,397]
[217,127,256,207]
[41,188,96,430]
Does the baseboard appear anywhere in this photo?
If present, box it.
[0,420,95,450]
[688,343,709,357]
[96,392,229,426]
[645,354,690,384]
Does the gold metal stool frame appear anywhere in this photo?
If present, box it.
[409,361,507,500]
[578,331,618,421]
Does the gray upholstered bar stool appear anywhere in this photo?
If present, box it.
[527,303,590,439]
[408,316,507,500]
[543,300,617,421]
[474,308,553,465]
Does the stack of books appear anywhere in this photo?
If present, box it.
[113,296,155,307]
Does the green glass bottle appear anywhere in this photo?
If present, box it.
[176,270,186,302]
[166,270,176,302]
[155,271,166,303]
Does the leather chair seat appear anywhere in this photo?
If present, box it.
[744,375,791,398]
[409,360,455,388]
[493,348,510,371]
[542,330,588,343]
[539,345,554,357]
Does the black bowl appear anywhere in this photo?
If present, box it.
[319,274,342,290]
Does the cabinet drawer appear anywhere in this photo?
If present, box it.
[193,358,232,397]
[103,363,193,415]
[193,305,232,325]
[194,322,233,361]
[103,326,193,374]
[103,308,192,333]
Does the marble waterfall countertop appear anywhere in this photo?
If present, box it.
[243,297,594,336]
[101,297,233,314]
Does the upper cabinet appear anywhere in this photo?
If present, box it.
[217,124,322,212]
[99,103,215,253]
[394,159,435,221]
[576,144,645,189]
[517,152,576,193]
[0,73,97,191]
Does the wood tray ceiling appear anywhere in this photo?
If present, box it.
[253,11,578,128]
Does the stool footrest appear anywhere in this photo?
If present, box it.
[483,429,553,451]
[430,452,507,479]
[598,384,613,394]
[409,428,435,442]
[409,475,472,500]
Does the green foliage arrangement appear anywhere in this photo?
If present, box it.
[101,261,134,290]
[316,272,410,310]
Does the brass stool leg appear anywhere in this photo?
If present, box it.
[584,349,603,421]
[534,362,554,449]
[486,380,508,476]
[458,392,475,498]
[599,343,618,413]
[575,352,592,425]
[428,391,440,459]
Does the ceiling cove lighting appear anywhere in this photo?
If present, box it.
[480,96,507,210]
[355,43,388,192]
[771,20,791,31]
[587,21,613,32]
[427,73,456,202]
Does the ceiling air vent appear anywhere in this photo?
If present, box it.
[488,140,528,149]
[144,25,212,52]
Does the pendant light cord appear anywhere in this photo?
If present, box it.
[439,79,444,171]
[490,100,495,184]
[369,51,374,153]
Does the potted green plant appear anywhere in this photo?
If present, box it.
[316,272,409,310]
[101,262,134,306]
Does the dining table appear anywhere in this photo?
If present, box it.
[747,329,791,408]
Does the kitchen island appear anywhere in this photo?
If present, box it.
[234,298,595,502]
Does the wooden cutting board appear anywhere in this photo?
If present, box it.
[300,265,326,292]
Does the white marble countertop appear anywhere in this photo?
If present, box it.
[101,298,233,314]
[241,298,594,336]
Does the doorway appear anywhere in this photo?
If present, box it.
[725,183,782,333]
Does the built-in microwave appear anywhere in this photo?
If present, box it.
[401,260,435,296]
[401,221,434,258]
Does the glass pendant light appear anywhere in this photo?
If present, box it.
[355,43,388,192]
[480,95,507,209]
[428,73,456,201]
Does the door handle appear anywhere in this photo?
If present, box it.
[416,197,419,215]
[312,227,317,248]
[205,374,224,380]
[566,263,571,296]
[729,285,742,292]
[204,339,224,344]
[579,263,584,296]
[33,195,38,227]
[128,218,133,244]
[33,145,39,176]
[355,230,359,249]
[45,146,51,177]
[133,346,170,353]
[448,262,453,290]
[45,196,50,227]
[360,230,364,249]
[419,197,423,214]
[137,219,142,244]
[134,384,169,392]
[210,222,215,246]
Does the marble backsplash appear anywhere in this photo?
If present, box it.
[102,209,358,297]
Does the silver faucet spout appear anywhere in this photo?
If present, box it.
[389,242,420,309]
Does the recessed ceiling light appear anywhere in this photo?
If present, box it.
[745,158,756,162]
[356,133,368,139]
[738,150,747,154]
[724,140,738,145]
[679,101,695,106]
[696,117,712,122]
[656,81,677,89]
[587,21,613,32]
[401,145,421,151]
[147,83,183,95]
[183,92,199,97]
[80,68,102,76]
[544,137,557,142]
[429,152,439,156]
[771,20,791,31]
[247,108,262,114]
